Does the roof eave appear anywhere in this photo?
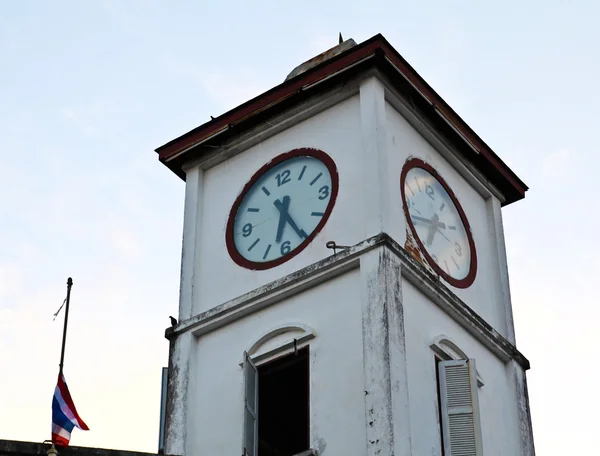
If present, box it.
[155,34,527,205]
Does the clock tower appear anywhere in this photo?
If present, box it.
[156,35,535,456]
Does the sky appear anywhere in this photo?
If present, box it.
[1,0,598,454]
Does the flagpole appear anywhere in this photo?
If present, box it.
[51,277,89,450]
[59,277,73,375]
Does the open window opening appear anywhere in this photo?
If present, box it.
[244,347,310,456]
[259,347,310,456]
[434,356,446,456]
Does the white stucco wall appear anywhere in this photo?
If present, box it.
[181,77,513,339]
[402,278,521,456]
[186,269,366,456]
[194,95,367,314]
[170,74,529,456]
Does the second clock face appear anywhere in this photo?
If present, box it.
[401,158,477,288]
[226,148,339,270]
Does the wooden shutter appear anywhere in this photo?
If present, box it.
[243,352,259,456]
[438,359,483,456]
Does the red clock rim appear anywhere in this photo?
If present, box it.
[226,148,339,270]
[400,157,477,288]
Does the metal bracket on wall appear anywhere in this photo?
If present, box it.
[326,241,351,255]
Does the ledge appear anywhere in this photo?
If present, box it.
[293,450,319,456]
[165,233,530,371]
[0,440,160,456]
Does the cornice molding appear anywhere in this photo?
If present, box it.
[165,233,529,370]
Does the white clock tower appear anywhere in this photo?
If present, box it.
[156,35,535,456]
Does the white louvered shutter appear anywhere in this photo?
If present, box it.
[243,352,259,456]
[438,359,483,456]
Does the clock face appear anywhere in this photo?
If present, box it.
[400,158,477,288]
[226,148,339,270]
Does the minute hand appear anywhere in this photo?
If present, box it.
[274,195,291,242]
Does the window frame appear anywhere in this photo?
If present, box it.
[243,351,259,456]
[437,358,484,456]
[241,324,315,456]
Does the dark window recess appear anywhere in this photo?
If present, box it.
[434,356,446,456]
[258,347,310,456]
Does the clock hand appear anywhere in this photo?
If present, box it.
[274,195,290,243]
[411,215,432,224]
[436,227,451,243]
[411,215,446,229]
[273,197,308,241]
[285,214,308,240]
[425,224,436,246]
[425,213,440,246]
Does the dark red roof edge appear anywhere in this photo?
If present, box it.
[155,34,527,203]
[375,37,527,198]
[155,35,385,159]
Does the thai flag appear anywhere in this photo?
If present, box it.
[51,373,89,447]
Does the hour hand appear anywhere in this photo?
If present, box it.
[411,214,446,229]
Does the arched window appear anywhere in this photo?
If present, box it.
[244,323,315,366]
[242,323,317,456]
[430,335,484,387]
[431,335,484,456]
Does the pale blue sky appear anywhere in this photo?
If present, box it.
[1,1,598,454]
